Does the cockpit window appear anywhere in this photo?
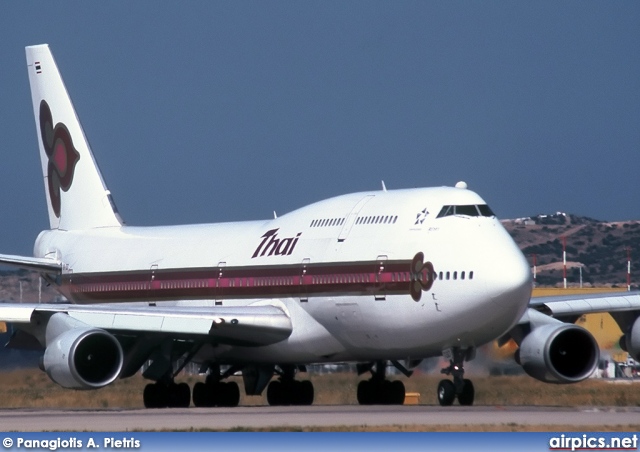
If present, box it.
[436,204,495,218]
[477,204,495,217]
[437,205,453,218]
[454,205,480,216]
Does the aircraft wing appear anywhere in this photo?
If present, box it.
[0,253,61,274]
[0,302,292,347]
[529,291,640,318]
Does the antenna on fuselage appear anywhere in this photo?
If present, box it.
[381,180,387,192]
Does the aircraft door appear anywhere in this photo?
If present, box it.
[337,195,374,242]
[375,255,388,300]
[300,257,310,302]
[215,261,226,305]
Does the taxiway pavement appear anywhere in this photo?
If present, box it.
[1,405,639,431]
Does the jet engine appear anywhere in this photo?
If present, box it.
[42,327,123,389]
[620,316,640,362]
[517,323,599,383]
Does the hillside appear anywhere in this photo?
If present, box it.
[503,213,640,288]
[0,269,60,303]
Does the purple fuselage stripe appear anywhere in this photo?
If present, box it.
[61,259,432,303]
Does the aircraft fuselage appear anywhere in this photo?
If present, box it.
[34,186,532,364]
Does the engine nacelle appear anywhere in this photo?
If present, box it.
[621,316,640,362]
[517,323,599,383]
[42,327,123,389]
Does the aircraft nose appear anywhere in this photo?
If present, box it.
[485,241,532,318]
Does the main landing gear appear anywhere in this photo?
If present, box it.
[143,379,191,408]
[266,365,314,406]
[192,365,241,407]
[357,361,406,405]
[437,347,475,406]
[141,338,200,409]
[142,363,242,408]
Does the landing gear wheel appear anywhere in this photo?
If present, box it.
[220,382,241,407]
[457,379,474,406]
[357,379,405,405]
[192,382,210,407]
[267,379,315,406]
[143,382,169,408]
[165,382,190,408]
[390,380,406,405]
[357,380,373,405]
[437,379,456,406]
[193,381,241,407]
[143,383,158,408]
[267,380,284,406]
[298,380,314,406]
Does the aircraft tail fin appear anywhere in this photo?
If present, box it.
[25,44,123,230]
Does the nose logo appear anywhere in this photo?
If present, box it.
[410,252,434,301]
[39,100,80,218]
[415,208,429,225]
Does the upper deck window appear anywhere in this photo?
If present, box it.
[436,204,495,218]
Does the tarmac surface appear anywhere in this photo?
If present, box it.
[1,405,639,431]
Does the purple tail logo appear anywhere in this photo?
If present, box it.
[39,100,80,218]
[252,229,302,258]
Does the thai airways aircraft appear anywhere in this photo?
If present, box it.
[1,44,640,409]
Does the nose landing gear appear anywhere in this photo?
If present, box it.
[437,347,475,406]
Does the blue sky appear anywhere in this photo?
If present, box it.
[1,2,639,255]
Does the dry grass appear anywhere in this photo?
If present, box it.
[1,369,640,409]
[3,369,640,431]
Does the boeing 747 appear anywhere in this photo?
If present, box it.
[1,44,639,408]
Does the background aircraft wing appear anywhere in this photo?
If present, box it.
[529,291,640,318]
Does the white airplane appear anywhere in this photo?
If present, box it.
[1,44,639,409]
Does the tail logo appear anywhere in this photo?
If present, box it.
[39,100,80,217]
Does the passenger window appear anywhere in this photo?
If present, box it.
[461,271,465,280]
[446,271,450,280]
[469,271,474,280]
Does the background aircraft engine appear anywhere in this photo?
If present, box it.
[517,323,599,383]
[42,327,123,389]
[621,316,640,362]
